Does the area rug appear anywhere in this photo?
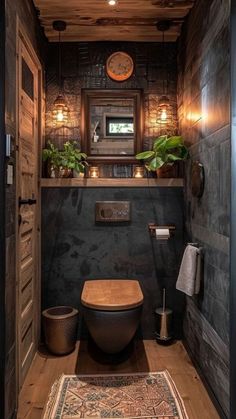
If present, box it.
[43,371,189,419]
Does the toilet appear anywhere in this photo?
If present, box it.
[81,279,143,354]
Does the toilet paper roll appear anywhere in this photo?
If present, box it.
[155,228,170,240]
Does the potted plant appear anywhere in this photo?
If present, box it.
[135,135,188,178]
[61,141,88,178]
[42,141,88,178]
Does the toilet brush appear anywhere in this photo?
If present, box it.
[155,288,173,342]
[162,288,166,313]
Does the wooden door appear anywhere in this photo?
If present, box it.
[17,32,41,388]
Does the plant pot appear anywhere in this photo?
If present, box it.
[42,306,78,355]
[73,169,85,178]
[156,164,178,178]
[47,163,72,178]
[58,167,72,178]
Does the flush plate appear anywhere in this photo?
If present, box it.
[95,201,131,222]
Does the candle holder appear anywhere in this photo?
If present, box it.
[133,165,145,178]
[89,166,99,178]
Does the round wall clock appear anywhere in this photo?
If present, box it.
[106,51,134,82]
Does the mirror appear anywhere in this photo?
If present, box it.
[81,89,143,163]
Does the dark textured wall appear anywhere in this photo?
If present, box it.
[0,0,6,415]
[5,1,45,417]
[43,42,184,342]
[45,41,178,152]
[177,0,230,416]
[42,187,185,339]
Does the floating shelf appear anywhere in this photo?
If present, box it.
[40,178,184,188]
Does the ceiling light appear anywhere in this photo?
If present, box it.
[156,21,174,130]
[52,20,69,125]
[107,0,117,6]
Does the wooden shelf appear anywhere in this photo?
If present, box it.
[40,178,184,188]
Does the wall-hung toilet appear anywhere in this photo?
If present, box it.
[81,279,143,354]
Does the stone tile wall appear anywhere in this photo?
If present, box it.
[177,0,230,416]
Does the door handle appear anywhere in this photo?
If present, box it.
[19,197,37,206]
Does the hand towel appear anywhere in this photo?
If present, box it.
[176,244,201,296]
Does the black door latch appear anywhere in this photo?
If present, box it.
[19,197,37,206]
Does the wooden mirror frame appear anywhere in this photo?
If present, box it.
[81,89,143,163]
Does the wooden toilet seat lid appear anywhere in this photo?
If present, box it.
[81,280,143,311]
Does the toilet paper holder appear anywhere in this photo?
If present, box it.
[148,223,176,238]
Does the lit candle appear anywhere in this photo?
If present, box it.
[134,166,145,178]
[90,166,99,178]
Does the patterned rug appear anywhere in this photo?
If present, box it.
[43,371,189,419]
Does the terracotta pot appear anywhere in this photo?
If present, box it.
[58,167,72,178]
[156,164,178,178]
[47,163,72,178]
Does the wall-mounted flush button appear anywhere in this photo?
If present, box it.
[95,201,131,222]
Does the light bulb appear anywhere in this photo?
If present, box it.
[160,108,167,121]
[52,95,69,124]
[107,0,117,5]
[56,110,64,122]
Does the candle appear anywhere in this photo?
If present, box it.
[90,166,99,178]
[134,166,145,178]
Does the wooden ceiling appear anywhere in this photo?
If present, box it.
[33,0,196,42]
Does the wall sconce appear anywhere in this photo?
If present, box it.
[133,166,145,178]
[89,166,99,178]
[52,20,69,125]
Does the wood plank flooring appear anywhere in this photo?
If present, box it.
[17,340,220,419]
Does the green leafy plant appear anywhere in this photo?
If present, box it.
[135,135,188,171]
[42,141,63,169]
[61,141,88,174]
[42,141,88,176]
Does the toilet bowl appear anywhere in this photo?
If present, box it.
[81,279,143,354]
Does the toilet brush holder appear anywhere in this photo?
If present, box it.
[155,288,173,342]
[155,307,173,341]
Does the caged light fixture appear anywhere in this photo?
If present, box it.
[156,21,174,129]
[52,20,69,124]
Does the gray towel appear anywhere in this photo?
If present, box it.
[176,244,202,296]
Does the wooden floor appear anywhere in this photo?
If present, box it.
[17,340,219,419]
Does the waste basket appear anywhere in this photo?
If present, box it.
[42,306,78,355]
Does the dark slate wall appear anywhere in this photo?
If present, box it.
[177,0,230,416]
[0,0,6,415]
[45,41,178,152]
[5,1,45,418]
[42,187,185,339]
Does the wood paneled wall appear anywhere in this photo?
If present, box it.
[177,0,230,416]
[5,1,45,418]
